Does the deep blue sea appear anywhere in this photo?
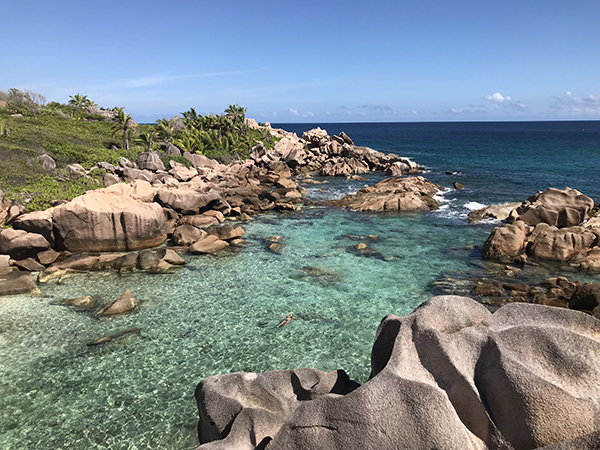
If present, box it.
[1,121,600,449]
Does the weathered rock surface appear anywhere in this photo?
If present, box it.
[194,296,600,450]
[190,235,229,254]
[325,176,440,212]
[0,270,41,295]
[52,189,167,252]
[12,208,55,245]
[468,202,521,223]
[482,220,528,262]
[38,153,56,171]
[156,189,229,216]
[0,190,11,225]
[137,151,165,171]
[0,228,51,259]
[172,225,207,246]
[483,188,600,269]
[98,289,139,316]
[507,187,595,228]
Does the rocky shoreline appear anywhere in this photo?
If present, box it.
[0,122,431,298]
[2,120,600,450]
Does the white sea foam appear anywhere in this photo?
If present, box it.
[463,201,487,211]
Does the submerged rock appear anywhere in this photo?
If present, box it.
[297,266,341,283]
[98,290,139,316]
[55,295,98,310]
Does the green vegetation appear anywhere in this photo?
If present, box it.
[171,104,279,161]
[0,88,279,212]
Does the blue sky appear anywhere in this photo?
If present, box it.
[1,0,599,123]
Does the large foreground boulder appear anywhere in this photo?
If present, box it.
[53,190,168,252]
[325,176,440,212]
[194,296,600,450]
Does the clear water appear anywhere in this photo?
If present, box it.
[2,121,600,449]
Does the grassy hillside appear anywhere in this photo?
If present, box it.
[0,108,139,211]
[0,92,279,212]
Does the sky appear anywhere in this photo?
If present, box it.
[1,0,599,123]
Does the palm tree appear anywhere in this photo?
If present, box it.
[112,107,135,150]
[136,129,158,152]
[68,93,92,109]
[225,104,247,135]
[156,118,176,145]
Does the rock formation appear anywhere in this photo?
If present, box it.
[468,202,521,223]
[53,189,168,252]
[325,176,441,212]
[194,296,600,450]
[482,187,600,269]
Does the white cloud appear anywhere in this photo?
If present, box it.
[303,111,314,117]
[289,108,299,116]
[550,91,600,116]
[485,92,511,103]
[358,104,393,112]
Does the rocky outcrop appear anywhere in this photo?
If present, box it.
[156,189,230,216]
[324,176,440,212]
[194,296,600,450]
[248,126,422,177]
[507,187,595,228]
[483,188,600,268]
[190,235,229,254]
[12,208,55,245]
[0,228,51,259]
[137,151,165,172]
[468,202,521,223]
[53,189,168,252]
[0,270,41,296]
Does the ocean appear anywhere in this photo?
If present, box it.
[1,121,600,449]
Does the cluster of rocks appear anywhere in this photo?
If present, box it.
[482,187,600,269]
[325,176,441,212]
[0,124,431,297]
[435,274,600,316]
[57,289,141,316]
[247,123,423,177]
[194,295,600,450]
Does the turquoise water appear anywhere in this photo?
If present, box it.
[2,121,600,449]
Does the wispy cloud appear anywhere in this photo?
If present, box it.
[358,103,394,112]
[550,91,600,115]
[289,108,299,116]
